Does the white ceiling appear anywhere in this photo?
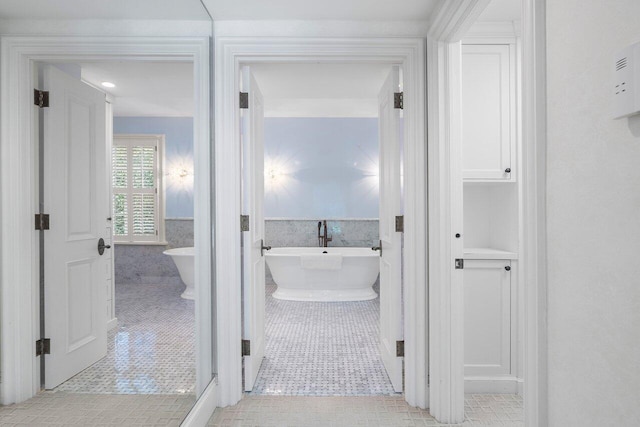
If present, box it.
[477,0,521,22]
[249,63,392,117]
[80,62,194,117]
[201,0,439,21]
[1,0,440,22]
[0,0,210,20]
[77,61,390,118]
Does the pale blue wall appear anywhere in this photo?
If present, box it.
[264,118,379,219]
[113,117,194,218]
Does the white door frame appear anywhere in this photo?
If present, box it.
[0,36,213,404]
[214,37,428,408]
[426,0,547,424]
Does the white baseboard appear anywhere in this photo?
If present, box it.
[107,317,118,331]
[464,376,521,394]
[181,379,218,427]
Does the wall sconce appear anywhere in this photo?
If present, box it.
[165,158,194,193]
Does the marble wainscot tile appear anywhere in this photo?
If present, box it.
[114,218,193,285]
[265,219,379,248]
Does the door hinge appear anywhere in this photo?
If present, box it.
[34,89,49,108]
[36,338,50,356]
[35,213,50,230]
[394,92,403,109]
[396,340,404,357]
[240,215,250,232]
[242,339,251,356]
[395,215,404,232]
[455,258,464,269]
[239,92,249,109]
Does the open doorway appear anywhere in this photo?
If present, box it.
[239,62,405,396]
[39,60,197,399]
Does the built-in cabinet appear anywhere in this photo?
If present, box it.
[461,33,522,394]
[461,43,516,182]
[463,257,519,393]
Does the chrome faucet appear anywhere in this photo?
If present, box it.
[317,220,332,247]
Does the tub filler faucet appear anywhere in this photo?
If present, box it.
[317,220,332,247]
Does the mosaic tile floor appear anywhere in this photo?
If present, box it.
[54,280,196,395]
[0,392,195,426]
[250,280,396,396]
[207,394,524,426]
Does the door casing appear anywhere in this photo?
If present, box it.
[214,37,428,409]
[0,36,213,405]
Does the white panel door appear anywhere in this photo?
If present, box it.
[461,44,515,181]
[377,66,403,392]
[464,260,511,376]
[241,66,266,391]
[43,65,108,389]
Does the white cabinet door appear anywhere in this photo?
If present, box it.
[464,259,511,377]
[461,44,515,182]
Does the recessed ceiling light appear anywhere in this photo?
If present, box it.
[101,81,116,88]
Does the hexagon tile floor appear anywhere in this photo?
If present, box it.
[54,280,196,395]
[249,280,395,396]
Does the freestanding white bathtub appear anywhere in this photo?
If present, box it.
[163,247,194,300]
[265,247,380,302]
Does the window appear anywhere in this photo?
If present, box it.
[112,134,165,243]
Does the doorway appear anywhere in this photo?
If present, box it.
[240,62,404,396]
[39,61,198,396]
[213,38,428,408]
[0,37,214,418]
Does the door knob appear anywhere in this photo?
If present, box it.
[261,239,272,257]
[97,238,111,256]
[371,240,382,257]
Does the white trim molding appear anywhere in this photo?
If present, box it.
[521,0,548,425]
[181,379,218,427]
[0,36,213,410]
[214,36,428,409]
[426,1,491,422]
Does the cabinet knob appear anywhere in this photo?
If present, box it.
[505,265,511,271]
[505,168,511,174]
[455,233,461,238]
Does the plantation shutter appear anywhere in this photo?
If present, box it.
[112,135,163,243]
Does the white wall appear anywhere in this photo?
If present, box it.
[264,118,379,219]
[547,1,640,425]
